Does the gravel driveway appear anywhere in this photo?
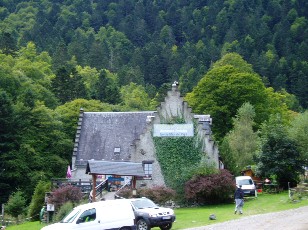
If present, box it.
[185,205,308,230]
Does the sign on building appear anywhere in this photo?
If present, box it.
[153,124,194,137]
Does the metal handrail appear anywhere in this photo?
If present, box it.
[114,179,131,199]
[89,179,108,202]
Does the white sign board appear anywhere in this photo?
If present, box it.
[153,124,194,137]
[47,204,55,211]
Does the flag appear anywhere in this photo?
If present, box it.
[66,165,72,179]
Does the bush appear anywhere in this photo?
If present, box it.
[138,186,176,205]
[185,169,235,204]
[116,186,177,205]
[28,181,51,221]
[49,185,83,210]
[5,190,27,223]
[53,201,74,222]
[116,187,133,199]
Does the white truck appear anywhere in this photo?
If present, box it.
[41,199,135,230]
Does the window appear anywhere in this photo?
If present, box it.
[114,147,121,153]
[78,208,96,223]
[114,147,121,160]
[142,161,153,179]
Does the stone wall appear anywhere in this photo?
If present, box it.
[132,116,166,188]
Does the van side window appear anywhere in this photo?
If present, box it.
[78,208,96,223]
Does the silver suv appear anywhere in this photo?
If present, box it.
[129,198,176,230]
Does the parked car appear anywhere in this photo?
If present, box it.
[129,197,176,230]
[41,199,135,230]
[236,176,257,197]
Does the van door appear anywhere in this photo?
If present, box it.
[74,208,101,230]
[99,202,135,229]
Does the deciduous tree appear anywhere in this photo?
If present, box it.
[220,103,260,175]
[255,115,305,188]
[288,111,308,164]
[185,53,289,140]
[120,82,152,110]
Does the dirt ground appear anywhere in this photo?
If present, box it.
[184,205,308,230]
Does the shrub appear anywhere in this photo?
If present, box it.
[53,201,74,222]
[28,181,51,221]
[5,190,27,223]
[49,185,83,210]
[116,187,133,198]
[138,185,176,205]
[185,169,235,204]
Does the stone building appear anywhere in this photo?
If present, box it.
[71,83,222,188]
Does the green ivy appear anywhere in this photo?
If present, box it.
[153,136,203,197]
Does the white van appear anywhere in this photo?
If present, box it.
[235,176,257,197]
[41,199,135,230]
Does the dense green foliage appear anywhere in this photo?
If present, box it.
[186,53,291,140]
[255,115,305,188]
[0,0,307,108]
[0,44,72,204]
[53,201,74,223]
[288,111,308,163]
[220,103,260,175]
[153,136,203,197]
[28,181,51,221]
[5,190,27,222]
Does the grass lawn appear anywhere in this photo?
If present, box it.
[171,191,308,229]
[6,191,308,230]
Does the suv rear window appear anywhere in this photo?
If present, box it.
[238,179,253,185]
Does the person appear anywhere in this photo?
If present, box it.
[40,206,45,223]
[234,184,244,214]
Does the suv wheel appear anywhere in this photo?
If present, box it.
[160,223,172,230]
[137,219,150,230]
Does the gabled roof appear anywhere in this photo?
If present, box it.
[86,160,145,176]
[75,111,155,165]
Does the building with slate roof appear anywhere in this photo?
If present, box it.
[71,83,223,189]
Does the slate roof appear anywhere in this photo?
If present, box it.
[75,112,155,165]
[86,160,145,176]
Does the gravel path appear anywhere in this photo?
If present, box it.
[185,206,308,230]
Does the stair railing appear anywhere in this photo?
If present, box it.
[89,179,108,202]
[115,179,132,199]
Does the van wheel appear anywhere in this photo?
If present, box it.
[160,223,172,230]
[137,219,150,230]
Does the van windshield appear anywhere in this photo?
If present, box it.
[238,179,253,185]
[61,208,81,223]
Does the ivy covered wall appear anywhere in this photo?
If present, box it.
[153,136,203,196]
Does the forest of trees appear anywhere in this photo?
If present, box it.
[1,0,308,107]
[0,0,308,209]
